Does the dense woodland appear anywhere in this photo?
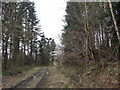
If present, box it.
[1,1,120,88]
[59,2,120,87]
[2,1,56,73]
[61,2,120,68]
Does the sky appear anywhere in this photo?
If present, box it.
[30,0,67,45]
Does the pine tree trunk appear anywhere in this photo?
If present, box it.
[3,38,8,71]
[30,40,33,65]
[108,1,120,44]
[13,35,20,65]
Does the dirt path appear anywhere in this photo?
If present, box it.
[36,66,76,88]
[10,67,48,88]
[3,66,77,88]
[2,67,41,88]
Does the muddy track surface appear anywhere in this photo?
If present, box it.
[10,67,49,88]
[5,66,77,88]
[35,68,49,88]
[35,66,77,88]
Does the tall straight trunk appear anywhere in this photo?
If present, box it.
[3,37,8,71]
[23,43,25,65]
[105,30,109,47]
[84,2,88,70]
[2,38,5,62]
[13,35,20,63]
[9,37,13,60]
[29,40,33,65]
[35,51,37,66]
[108,1,120,44]
[98,26,102,45]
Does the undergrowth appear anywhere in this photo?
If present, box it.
[2,65,35,76]
[59,62,118,88]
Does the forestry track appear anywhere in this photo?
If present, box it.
[10,67,49,88]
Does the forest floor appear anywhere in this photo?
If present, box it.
[2,65,118,88]
[2,66,77,88]
[2,67,41,88]
[59,64,119,88]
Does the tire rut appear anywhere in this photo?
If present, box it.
[10,67,49,88]
[35,68,50,88]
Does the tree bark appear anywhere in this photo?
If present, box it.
[3,37,8,71]
[108,1,120,44]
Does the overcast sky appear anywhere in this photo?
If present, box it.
[30,0,67,45]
